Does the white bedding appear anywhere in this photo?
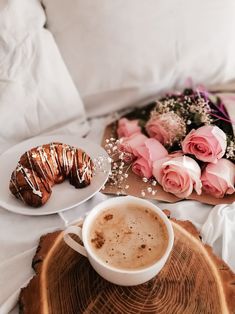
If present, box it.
[0,0,89,151]
[43,0,235,116]
[0,1,235,313]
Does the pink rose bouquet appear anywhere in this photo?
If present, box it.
[106,88,234,200]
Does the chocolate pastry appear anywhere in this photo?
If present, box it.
[9,143,94,207]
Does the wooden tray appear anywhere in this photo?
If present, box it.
[19,213,235,314]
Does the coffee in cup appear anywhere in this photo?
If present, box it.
[89,203,169,270]
[64,196,174,286]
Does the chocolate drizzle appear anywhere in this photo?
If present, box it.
[16,163,42,198]
[37,146,54,178]
[10,171,25,202]
[50,143,62,174]
[9,143,94,207]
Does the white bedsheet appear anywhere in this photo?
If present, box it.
[0,1,234,313]
[0,116,234,314]
[0,0,89,150]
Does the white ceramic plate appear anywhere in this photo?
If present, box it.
[0,135,110,216]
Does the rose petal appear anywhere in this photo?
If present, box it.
[145,138,168,161]
[135,145,149,160]
[210,126,227,157]
[152,157,171,183]
[136,138,168,160]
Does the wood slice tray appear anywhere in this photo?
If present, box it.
[19,213,235,314]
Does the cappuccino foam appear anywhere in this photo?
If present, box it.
[89,203,169,270]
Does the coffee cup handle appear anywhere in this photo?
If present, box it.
[63,225,87,257]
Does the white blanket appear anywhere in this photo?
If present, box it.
[0,1,235,313]
[0,0,88,150]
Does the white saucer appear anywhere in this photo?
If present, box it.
[0,135,110,216]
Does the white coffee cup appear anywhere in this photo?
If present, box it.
[64,196,174,286]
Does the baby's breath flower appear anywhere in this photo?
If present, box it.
[226,138,235,161]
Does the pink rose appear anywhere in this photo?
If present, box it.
[132,138,168,179]
[119,133,148,162]
[153,156,202,198]
[182,125,227,163]
[132,158,152,179]
[146,112,186,146]
[201,158,235,198]
[117,118,141,138]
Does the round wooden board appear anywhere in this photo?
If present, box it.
[19,213,235,314]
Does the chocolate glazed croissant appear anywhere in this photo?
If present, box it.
[9,143,94,207]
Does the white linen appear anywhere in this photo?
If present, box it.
[0,0,89,148]
[201,202,235,271]
[0,2,235,313]
[0,117,235,314]
[42,0,235,116]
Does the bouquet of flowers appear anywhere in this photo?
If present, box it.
[104,88,235,200]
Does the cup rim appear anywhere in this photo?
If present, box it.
[82,196,174,274]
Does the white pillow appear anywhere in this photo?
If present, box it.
[0,0,88,150]
[42,0,235,116]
